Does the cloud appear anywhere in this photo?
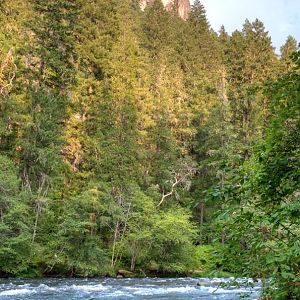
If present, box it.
[196,0,300,52]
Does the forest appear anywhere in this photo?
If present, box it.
[0,0,299,298]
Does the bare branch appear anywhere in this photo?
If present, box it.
[158,173,181,207]
[158,162,197,207]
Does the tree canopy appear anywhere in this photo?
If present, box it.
[0,1,299,297]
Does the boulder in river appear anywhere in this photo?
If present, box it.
[117,269,135,278]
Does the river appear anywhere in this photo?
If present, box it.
[0,277,261,299]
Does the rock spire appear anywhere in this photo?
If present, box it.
[140,0,191,20]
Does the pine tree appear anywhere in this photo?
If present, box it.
[12,0,80,257]
[0,155,31,276]
[225,19,277,160]
[18,0,78,190]
[0,0,31,156]
[280,35,298,72]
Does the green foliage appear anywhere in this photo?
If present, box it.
[112,188,197,274]
[116,188,156,270]
[280,35,298,72]
[149,209,197,273]
[0,1,298,292]
[220,51,300,298]
[36,184,116,276]
[192,244,235,278]
[0,155,32,276]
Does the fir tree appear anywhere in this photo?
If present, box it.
[280,35,298,72]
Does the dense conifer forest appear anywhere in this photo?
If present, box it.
[0,0,299,298]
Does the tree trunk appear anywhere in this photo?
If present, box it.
[199,201,204,245]
[32,209,39,244]
[111,220,119,268]
[130,255,136,272]
[221,230,225,245]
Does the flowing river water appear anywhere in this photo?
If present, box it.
[0,277,261,299]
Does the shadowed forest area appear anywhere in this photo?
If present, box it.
[0,0,299,299]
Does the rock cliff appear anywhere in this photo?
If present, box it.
[140,0,191,20]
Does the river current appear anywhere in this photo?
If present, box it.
[0,277,261,299]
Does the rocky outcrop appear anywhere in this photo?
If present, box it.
[140,0,191,20]
[117,269,135,278]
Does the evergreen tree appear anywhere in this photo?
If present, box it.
[0,155,31,276]
[226,19,277,160]
[280,35,298,72]
[0,0,31,156]
[15,0,80,262]
[0,0,297,285]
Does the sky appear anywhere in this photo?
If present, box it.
[196,0,300,53]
